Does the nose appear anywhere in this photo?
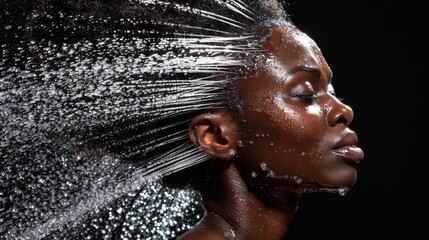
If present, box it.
[327,97,354,127]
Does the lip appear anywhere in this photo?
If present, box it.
[332,132,364,163]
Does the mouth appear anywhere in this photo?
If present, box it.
[332,132,364,164]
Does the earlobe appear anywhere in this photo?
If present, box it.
[189,111,238,160]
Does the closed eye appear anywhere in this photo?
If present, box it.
[295,94,318,104]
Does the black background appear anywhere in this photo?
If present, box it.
[283,1,427,239]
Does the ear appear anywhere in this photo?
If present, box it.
[189,111,238,160]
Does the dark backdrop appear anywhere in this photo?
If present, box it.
[284,1,427,239]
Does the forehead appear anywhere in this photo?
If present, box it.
[261,25,330,75]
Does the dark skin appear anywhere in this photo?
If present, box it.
[179,24,364,240]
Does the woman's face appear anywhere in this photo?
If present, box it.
[234,25,364,196]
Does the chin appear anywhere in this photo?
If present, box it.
[325,166,358,187]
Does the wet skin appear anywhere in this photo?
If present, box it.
[181,24,364,240]
[235,25,364,198]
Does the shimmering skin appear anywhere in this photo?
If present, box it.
[234,25,364,197]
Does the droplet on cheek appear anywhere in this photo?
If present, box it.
[228,149,236,159]
[260,162,267,171]
[306,105,320,115]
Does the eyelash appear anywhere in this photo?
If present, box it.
[296,94,345,104]
[296,94,318,103]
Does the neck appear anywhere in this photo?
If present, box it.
[180,163,300,240]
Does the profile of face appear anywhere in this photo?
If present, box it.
[231,24,364,197]
[190,24,364,206]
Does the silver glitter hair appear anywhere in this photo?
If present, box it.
[1,0,292,239]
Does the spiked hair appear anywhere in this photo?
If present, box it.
[2,0,292,176]
[1,1,293,238]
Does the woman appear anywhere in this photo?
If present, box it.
[175,18,364,240]
[1,0,363,239]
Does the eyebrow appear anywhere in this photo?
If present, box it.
[287,66,333,83]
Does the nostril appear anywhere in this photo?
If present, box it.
[337,116,348,125]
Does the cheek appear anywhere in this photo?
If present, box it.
[270,94,320,144]
[266,98,328,166]
[241,93,326,147]
[298,105,325,145]
[237,92,326,154]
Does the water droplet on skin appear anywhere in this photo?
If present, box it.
[248,141,254,145]
[338,187,349,196]
[260,162,267,171]
[228,149,236,159]
[251,171,258,178]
